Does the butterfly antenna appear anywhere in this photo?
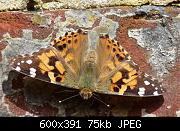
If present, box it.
[55,90,75,94]
[92,95,110,108]
[59,94,79,104]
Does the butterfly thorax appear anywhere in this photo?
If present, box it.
[78,50,97,99]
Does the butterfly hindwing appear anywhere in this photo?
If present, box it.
[11,47,68,85]
[133,73,165,96]
[96,34,165,97]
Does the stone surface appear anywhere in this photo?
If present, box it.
[0,6,180,116]
[0,0,28,11]
[42,0,180,9]
[0,0,179,11]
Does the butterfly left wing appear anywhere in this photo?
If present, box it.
[10,47,78,88]
[95,34,165,97]
[10,29,89,89]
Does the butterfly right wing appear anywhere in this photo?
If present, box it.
[95,34,165,97]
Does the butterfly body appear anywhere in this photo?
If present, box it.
[10,29,165,100]
[79,50,97,86]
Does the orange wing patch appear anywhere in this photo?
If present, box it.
[109,62,138,95]
[38,49,65,83]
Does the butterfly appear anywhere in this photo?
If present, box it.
[10,29,165,100]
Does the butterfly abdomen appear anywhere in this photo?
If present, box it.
[78,50,97,89]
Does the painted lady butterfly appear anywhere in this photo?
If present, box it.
[10,29,165,100]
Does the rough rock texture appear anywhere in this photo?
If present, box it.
[0,0,28,11]
[0,0,179,11]
[0,6,180,116]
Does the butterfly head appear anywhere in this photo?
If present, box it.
[79,88,93,100]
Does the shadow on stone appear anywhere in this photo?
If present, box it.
[2,71,164,116]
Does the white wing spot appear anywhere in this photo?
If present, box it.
[153,91,159,96]
[138,87,145,96]
[139,87,145,92]
[144,80,150,85]
[155,87,158,90]
[151,84,155,87]
[15,66,21,71]
[128,56,131,59]
[30,68,36,78]
[151,78,155,81]
[21,61,24,63]
[138,92,144,96]
[26,60,32,64]
[17,62,20,65]
[30,68,36,73]
[144,73,149,77]
[30,74,36,78]
[132,61,137,65]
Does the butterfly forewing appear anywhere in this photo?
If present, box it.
[51,29,88,76]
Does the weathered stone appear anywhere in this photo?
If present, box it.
[0,0,28,11]
[0,6,179,116]
[0,0,179,11]
[42,0,180,9]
